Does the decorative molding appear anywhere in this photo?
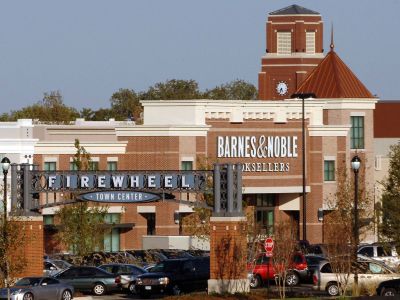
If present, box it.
[35,142,128,154]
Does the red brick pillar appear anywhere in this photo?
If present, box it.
[208,216,249,294]
[15,217,44,278]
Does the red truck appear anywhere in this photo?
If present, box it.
[247,252,308,288]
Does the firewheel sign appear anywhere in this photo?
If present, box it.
[264,237,274,257]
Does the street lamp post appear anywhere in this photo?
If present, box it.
[1,157,10,300]
[291,93,316,241]
[351,155,361,294]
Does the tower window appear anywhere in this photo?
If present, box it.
[277,32,291,55]
[306,31,316,54]
[324,160,335,181]
[351,116,365,149]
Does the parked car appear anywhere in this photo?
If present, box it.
[248,252,308,288]
[358,244,400,269]
[98,263,147,294]
[54,266,120,296]
[376,278,400,296]
[44,259,72,276]
[313,258,400,296]
[0,277,74,300]
[135,257,210,297]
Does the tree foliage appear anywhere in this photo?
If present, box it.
[379,144,400,249]
[141,79,202,100]
[0,91,79,123]
[272,219,298,299]
[324,162,372,296]
[0,214,29,289]
[0,79,257,123]
[55,139,108,257]
[203,79,258,100]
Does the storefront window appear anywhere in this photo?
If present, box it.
[104,214,120,252]
[256,210,274,235]
[43,215,54,225]
[145,213,156,235]
[256,194,275,207]
[104,228,120,252]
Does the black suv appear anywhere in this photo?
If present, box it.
[135,257,210,297]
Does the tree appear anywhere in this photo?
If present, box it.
[55,139,108,257]
[203,79,258,100]
[324,162,372,296]
[110,88,142,122]
[0,190,29,292]
[1,90,79,124]
[272,219,298,299]
[379,144,400,250]
[140,79,202,100]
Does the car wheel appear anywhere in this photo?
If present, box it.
[285,272,299,286]
[326,282,340,296]
[382,287,397,296]
[23,293,34,300]
[172,284,181,295]
[250,274,262,288]
[61,289,72,300]
[128,282,136,294]
[93,282,106,296]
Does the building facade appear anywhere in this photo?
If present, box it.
[0,5,381,256]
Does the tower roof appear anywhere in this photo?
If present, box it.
[295,50,375,99]
[269,5,320,15]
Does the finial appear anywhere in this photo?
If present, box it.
[330,22,334,51]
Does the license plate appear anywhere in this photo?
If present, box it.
[145,286,152,290]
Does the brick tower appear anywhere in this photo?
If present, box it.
[258,5,324,100]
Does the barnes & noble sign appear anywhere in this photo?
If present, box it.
[217,135,299,172]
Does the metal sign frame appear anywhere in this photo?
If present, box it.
[10,163,243,217]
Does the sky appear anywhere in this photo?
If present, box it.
[1,0,399,113]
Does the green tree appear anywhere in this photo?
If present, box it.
[140,79,202,100]
[110,88,142,122]
[55,139,108,257]
[324,163,372,296]
[203,79,258,100]
[1,91,79,123]
[379,144,400,249]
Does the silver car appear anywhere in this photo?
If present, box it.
[98,263,147,294]
[0,277,74,300]
[43,259,72,277]
[313,258,400,296]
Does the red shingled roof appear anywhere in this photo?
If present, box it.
[295,50,375,99]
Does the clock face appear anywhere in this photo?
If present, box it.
[276,81,288,96]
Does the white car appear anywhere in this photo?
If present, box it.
[313,258,400,296]
[358,244,400,269]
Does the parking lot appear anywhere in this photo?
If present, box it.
[86,284,324,299]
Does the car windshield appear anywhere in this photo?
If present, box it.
[52,260,71,269]
[150,261,179,273]
[15,278,41,286]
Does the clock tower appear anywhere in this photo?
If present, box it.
[258,5,325,100]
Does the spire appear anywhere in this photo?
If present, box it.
[330,23,335,51]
